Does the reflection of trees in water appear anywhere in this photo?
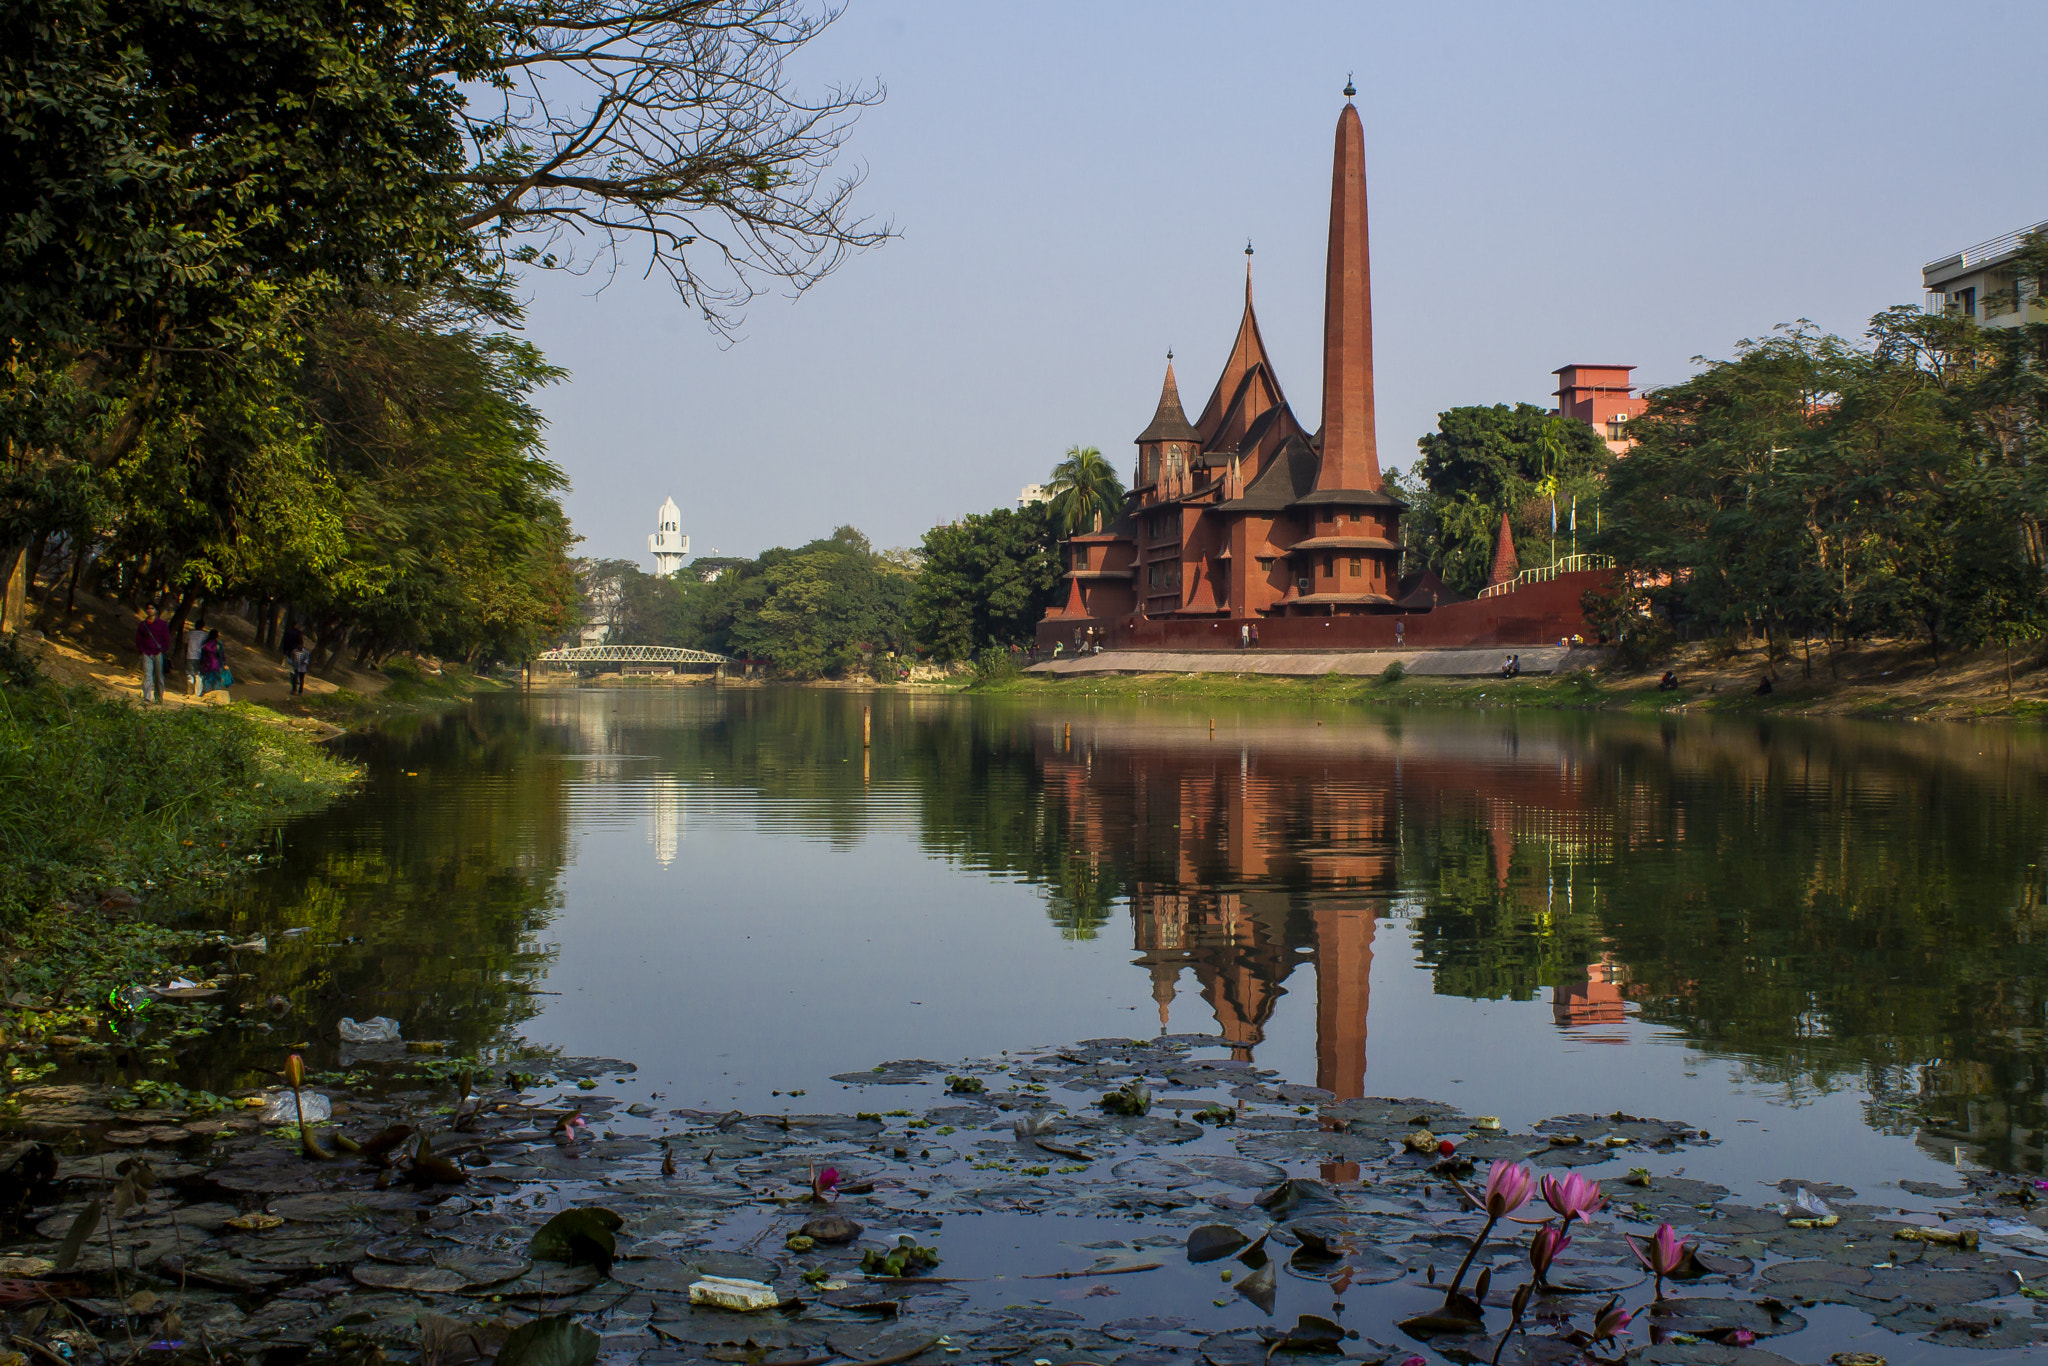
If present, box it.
[216,688,2048,1172]
[187,703,572,1082]
[1394,718,2048,1172]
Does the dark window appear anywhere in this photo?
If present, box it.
[1606,417,1626,442]
[1348,556,1361,578]
[1321,555,1333,578]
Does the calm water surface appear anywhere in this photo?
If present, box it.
[194,687,2048,1209]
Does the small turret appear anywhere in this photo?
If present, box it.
[1135,355,1200,494]
[1485,513,1519,589]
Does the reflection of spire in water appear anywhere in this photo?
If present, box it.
[648,775,685,867]
[1314,906,1376,1099]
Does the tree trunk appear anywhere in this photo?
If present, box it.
[166,585,199,657]
[21,533,50,609]
[0,540,27,633]
[65,545,86,614]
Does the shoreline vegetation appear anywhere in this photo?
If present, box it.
[976,637,2048,723]
[0,643,358,1034]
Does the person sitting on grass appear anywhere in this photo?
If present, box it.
[1658,670,1679,691]
[1754,673,1774,697]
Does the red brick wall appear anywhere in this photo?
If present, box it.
[1035,569,1612,653]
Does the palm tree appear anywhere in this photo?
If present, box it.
[1044,445,1126,538]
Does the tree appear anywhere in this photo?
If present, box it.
[1043,446,1126,538]
[911,504,1061,661]
[452,0,892,335]
[1408,404,1611,593]
[1596,304,2045,671]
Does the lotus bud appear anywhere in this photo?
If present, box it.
[1591,1295,1632,1343]
[1528,1223,1571,1283]
[285,1054,305,1090]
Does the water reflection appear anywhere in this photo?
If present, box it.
[202,689,2048,1175]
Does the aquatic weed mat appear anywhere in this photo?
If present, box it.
[3,1036,2046,1363]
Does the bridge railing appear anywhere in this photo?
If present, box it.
[532,644,731,666]
[1474,554,1615,600]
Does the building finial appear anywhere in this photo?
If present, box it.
[1343,73,1356,98]
[1245,238,1254,257]
[1166,347,1173,361]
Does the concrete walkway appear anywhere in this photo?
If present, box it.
[1028,645,1610,678]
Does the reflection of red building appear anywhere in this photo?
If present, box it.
[1042,716,1638,1101]
[1552,954,1629,1042]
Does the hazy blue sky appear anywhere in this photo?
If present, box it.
[522,1,2048,564]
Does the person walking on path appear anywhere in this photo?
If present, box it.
[288,644,312,695]
[199,629,229,699]
[1394,619,1405,649]
[1239,623,1250,649]
[183,624,208,695]
[134,605,170,702]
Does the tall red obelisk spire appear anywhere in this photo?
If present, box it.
[1317,95,1381,492]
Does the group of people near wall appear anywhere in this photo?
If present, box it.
[131,606,313,703]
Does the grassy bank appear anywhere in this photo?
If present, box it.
[278,655,512,729]
[976,639,2048,722]
[0,643,357,1014]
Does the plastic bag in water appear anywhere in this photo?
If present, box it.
[337,1016,401,1043]
[260,1090,332,1124]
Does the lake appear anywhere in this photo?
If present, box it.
[189,684,2048,1214]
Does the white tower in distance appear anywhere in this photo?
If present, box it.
[649,496,689,577]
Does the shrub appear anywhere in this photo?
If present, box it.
[970,647,1023,685]
[0,677,355,928]
[1380,659,1406,684]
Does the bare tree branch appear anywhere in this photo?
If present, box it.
[448,0,891,335]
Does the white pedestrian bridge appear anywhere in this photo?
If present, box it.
[532,644,731,668]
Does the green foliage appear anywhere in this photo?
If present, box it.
[531,1207,622,1276]
[604,527,915,680]
[970,647,1024,686]
[1405,405,1612,594]
[861,1235,940,1276]
[1596,283,2048,667]
[0,675,356,930]
[1044,446,1127,539]
[914,504,1062,662]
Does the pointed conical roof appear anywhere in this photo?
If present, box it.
[1135,360,1200,444]
[1486,513,1519,589]
[1314,100,1382,494]
[1196,270,1291,446]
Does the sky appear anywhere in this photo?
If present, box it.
[520,0,2048,564]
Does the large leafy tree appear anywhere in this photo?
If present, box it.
[1597,289,2047,670]
[911,504,1061,661]
[1,0,888,633]
[1044,445,1125,538]
[1407,404,1611,593]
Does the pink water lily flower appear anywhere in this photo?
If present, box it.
[1528,1224,1571,1283]
[812,1165,839,1200]
[1483,1159,1535,1218]
[1540,1171,1605,1222]
[1626,1221,1693,1298]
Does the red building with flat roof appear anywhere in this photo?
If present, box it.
[1553,364,1647,454]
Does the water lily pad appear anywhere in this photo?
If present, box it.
[1187,1225,1250,1263]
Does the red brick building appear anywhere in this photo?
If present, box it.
[1046,96,1410,630]
[1553,364,1647,455]
[1040,96,1614,653]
